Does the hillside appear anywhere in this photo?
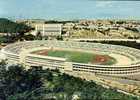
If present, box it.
[0,18,31,33]
[0,62,139,100]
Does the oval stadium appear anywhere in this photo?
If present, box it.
[1,40,140,76]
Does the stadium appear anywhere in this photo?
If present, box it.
[1,40,140,76]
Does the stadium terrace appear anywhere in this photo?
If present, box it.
[1,40,140,76]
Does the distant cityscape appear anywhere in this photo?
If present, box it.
[14,19,140,40]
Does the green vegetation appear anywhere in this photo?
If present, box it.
[125,27,139,33]
[0,18,32,43]
[0,61,43,100]
[89,41,140,49]
[48,50,94,63]
[0,62,139,100]
[0,18,31,33]
[116,21,126,24]
[0,36,8,43]
[44,20,78,24]
[33,49,116,65]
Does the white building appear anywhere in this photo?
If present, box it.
[35,24,62,36]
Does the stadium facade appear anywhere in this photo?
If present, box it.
[1,40,140,76]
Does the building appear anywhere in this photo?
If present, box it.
[35,24,62,36]
[2,40,140,76]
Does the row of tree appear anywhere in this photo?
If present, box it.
[89,41,140,49]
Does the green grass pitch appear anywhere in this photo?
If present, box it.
[44,50,116,65]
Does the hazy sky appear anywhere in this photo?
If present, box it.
[1,0,140,20]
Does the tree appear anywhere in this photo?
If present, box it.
[56,36,63,40]
[36,31,42,40]
[0,63,44,100]
[0,62,139,100]
[0,18,32,34]
[0,18,32,43]
[24,34,36,40]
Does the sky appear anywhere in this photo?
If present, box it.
[0,0,140,20]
